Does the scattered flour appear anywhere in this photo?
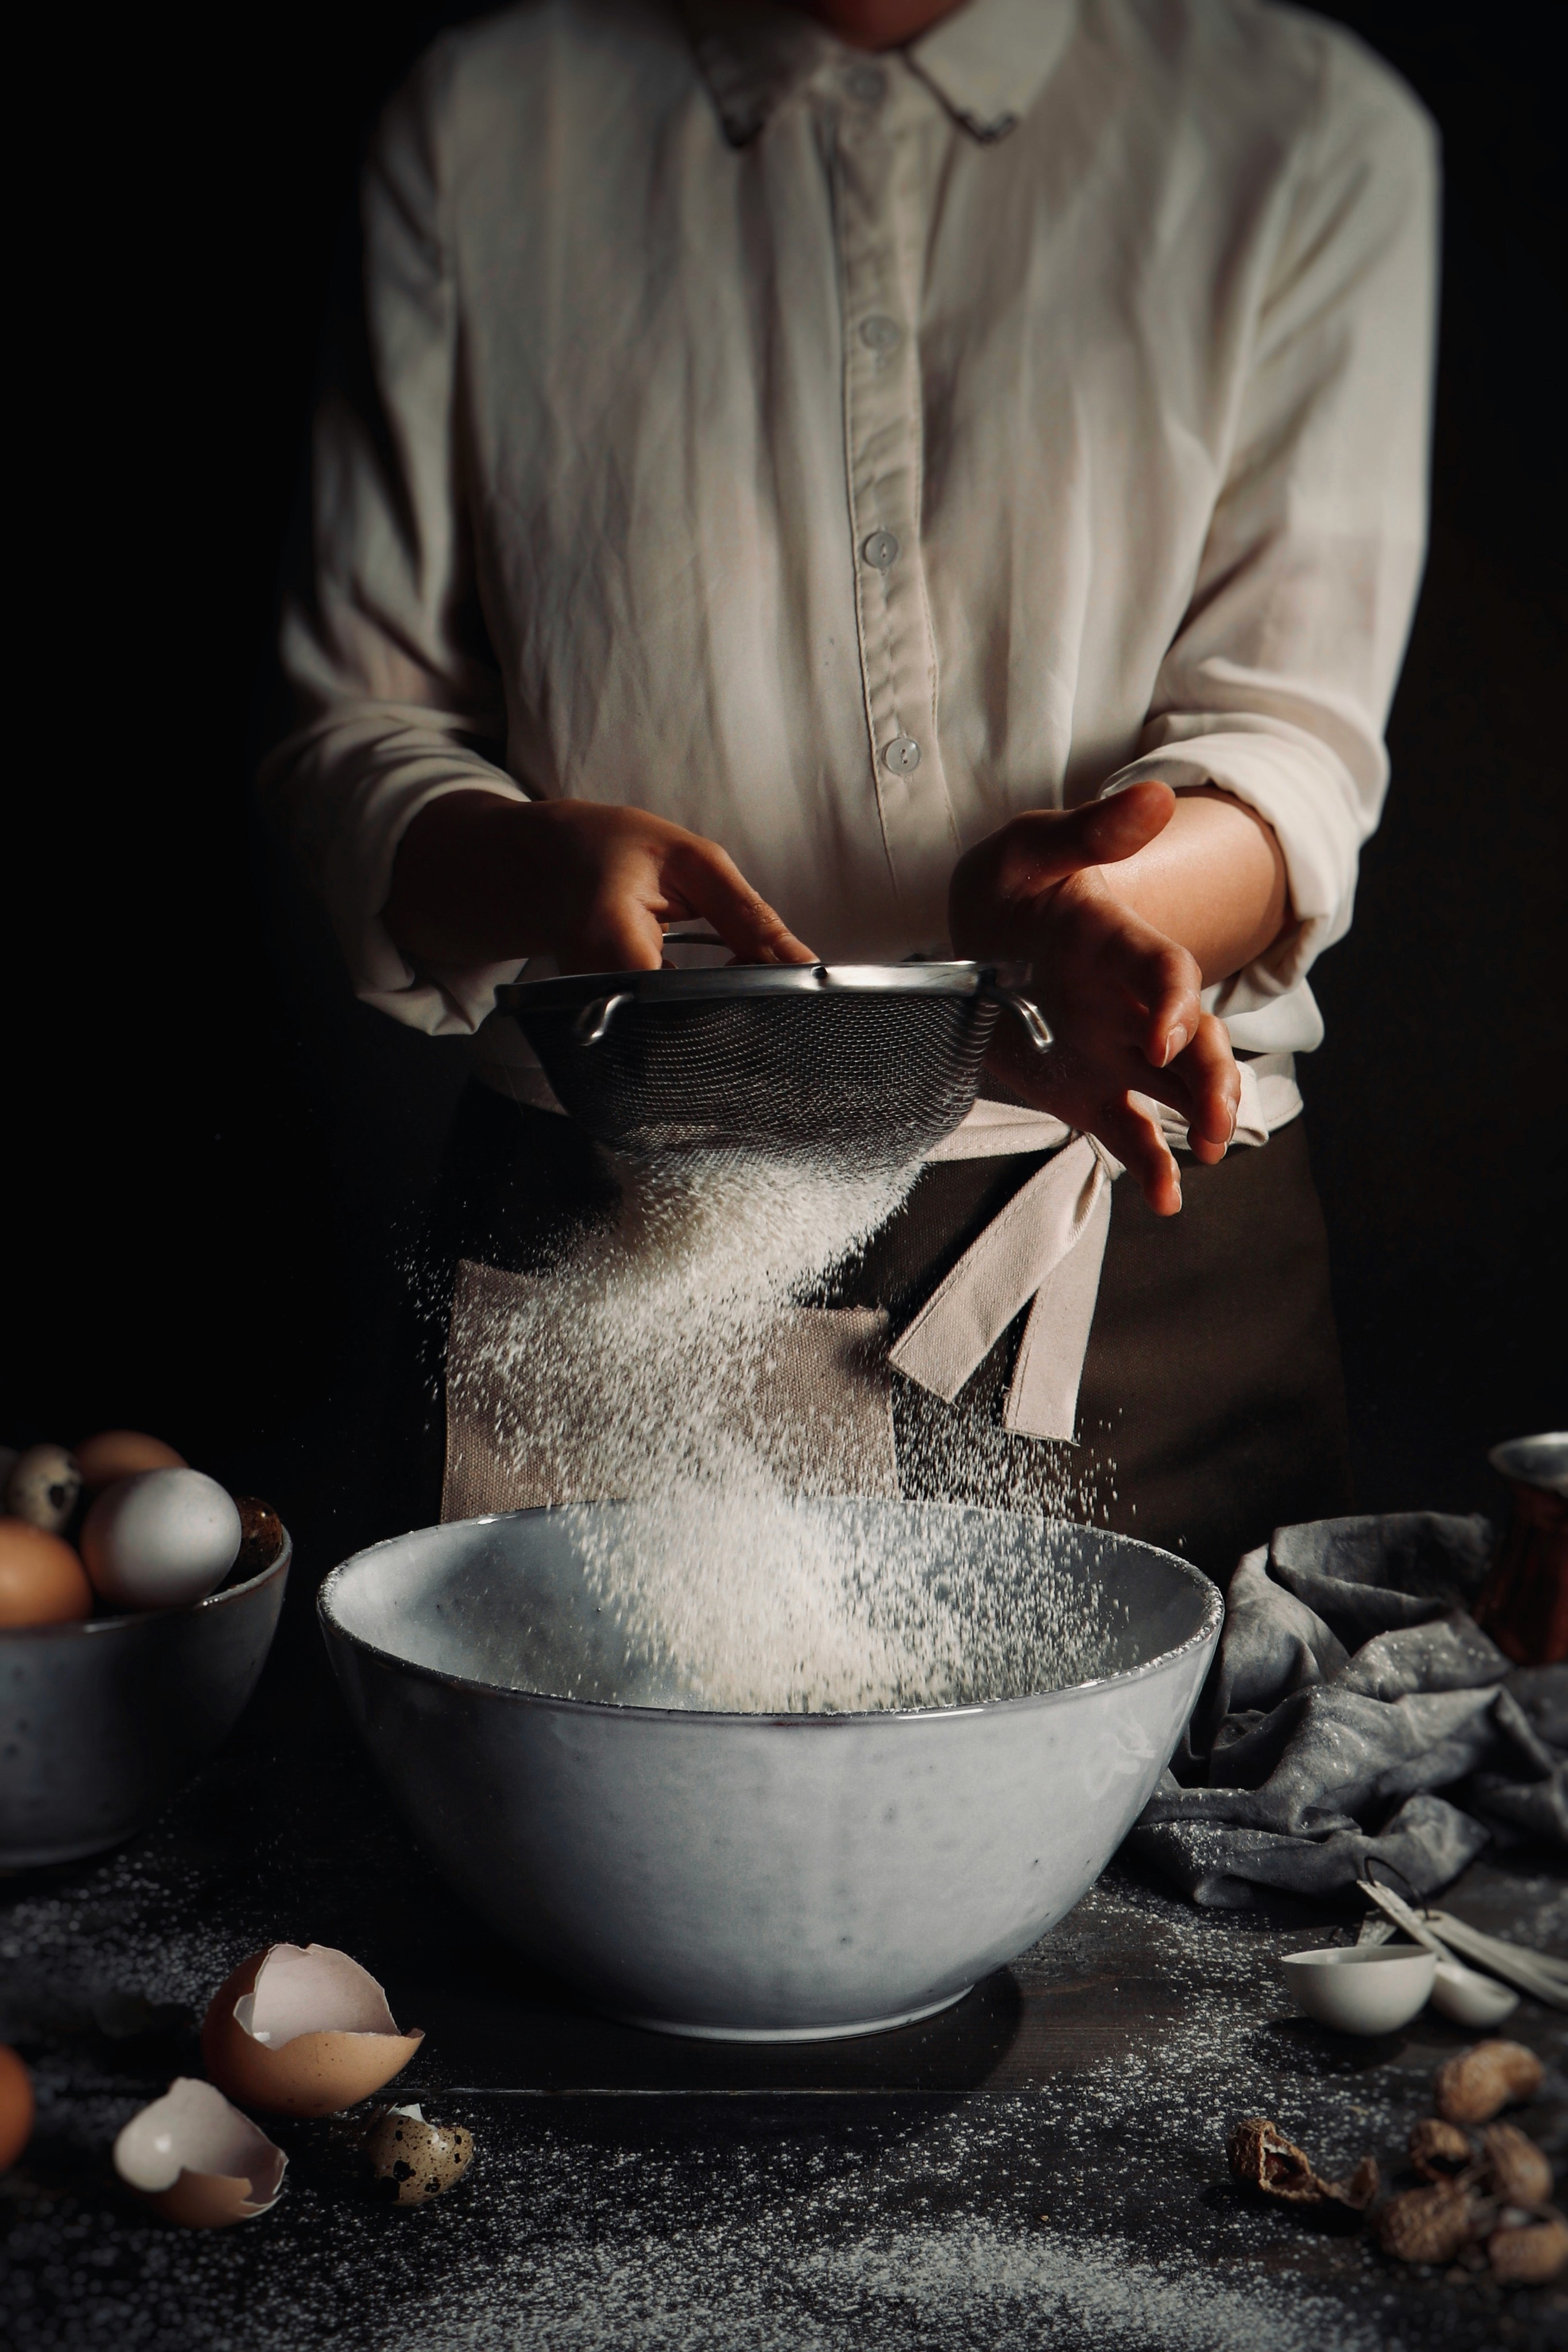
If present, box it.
[454,1147,1118,1714]
[376,2210,1385,2352]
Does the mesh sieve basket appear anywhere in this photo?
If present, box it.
[496,962,1051,1162]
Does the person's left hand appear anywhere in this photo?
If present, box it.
[948,783,1240,1215]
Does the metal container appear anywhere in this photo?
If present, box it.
[319,1503,1219,2041]
[496,961,1051,1161]
[1476,1432,1568,1666]
[0,1537,290,1869]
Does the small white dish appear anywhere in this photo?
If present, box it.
[1430,1958,1520,2028]
[1281,1942,1437,2035]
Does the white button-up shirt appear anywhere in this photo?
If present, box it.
[267,0,1437,1067]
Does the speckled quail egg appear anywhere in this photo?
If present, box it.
[363,2103,474,2204]
[4,1443,83,1534]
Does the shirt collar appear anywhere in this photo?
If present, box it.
[677,0,1075,148]
[907,0,1075,142]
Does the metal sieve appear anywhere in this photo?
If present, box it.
[496,961,1051,1160]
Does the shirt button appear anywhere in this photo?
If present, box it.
[860,314,902,354]
[844,64,887,105]
[862,530,900,571]
[883,736,922,774]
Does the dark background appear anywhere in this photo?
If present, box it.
[9,1,1564,1547]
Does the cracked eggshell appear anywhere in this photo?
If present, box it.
[202,1943,424,2118]
[113,2078,286,2228]
[81,1469,241,1610]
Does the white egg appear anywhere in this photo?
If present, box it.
[81,1469,242,1611]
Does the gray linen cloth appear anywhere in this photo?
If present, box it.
[1128,1512,1568,1908]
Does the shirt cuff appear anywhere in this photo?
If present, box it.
[1098,724,1368,1006]
[347,769,531,1037]
[263,707,532,1035]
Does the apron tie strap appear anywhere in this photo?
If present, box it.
[888,1057,1300,1441]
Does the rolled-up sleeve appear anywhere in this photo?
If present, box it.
[1102,39,1439,1029]
[260,45,528,1035]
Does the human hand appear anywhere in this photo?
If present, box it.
[385,792,816,974]
[948,783,1240,1214]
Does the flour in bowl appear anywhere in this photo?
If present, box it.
[459,1144,1115,1712]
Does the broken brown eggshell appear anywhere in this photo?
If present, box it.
[1226,2117,1379,2212]
[113,2078,286,2229]
[201,1943,423,2118]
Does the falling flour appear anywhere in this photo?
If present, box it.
[451,1145,1120,1715]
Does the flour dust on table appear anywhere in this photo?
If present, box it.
[451,1144,1116,1715]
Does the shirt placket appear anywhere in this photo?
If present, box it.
[830,63,958,922]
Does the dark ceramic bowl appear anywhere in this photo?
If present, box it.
[0,1535,290,1867]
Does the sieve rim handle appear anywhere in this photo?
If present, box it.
[574,991,634,1045]
[982,982,1052,1054]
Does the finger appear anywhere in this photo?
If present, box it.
[668,839,818,965]
[1180,1014,1240,1151]
[1125,1022,1239,1160]
[566,894,667,974]
[1089,1094,1184,1216]
[1076,780,1179,866]
[990,783,1176,900]
[989,1031,1185,1216]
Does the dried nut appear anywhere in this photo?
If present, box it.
[1230,2117,1318,2201]
[1377,2181,1477,2264]
[1481,2122,1553,2208]
[1409,2117,1475,2180]
[363,2103,473,2205]
[1227,2117,1377,2210]
[1487,2208,1568,2285]
[1434,2040,1543,2126]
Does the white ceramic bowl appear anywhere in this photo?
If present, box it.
[0,1535,290,1866]
[1281,1942,1437,2035]
[320,1502,1221,2040]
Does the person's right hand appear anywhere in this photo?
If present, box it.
[384,791,816,973]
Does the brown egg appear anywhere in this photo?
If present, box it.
[0,1520,94,1627]
[0,2043,35,2171]
[113,2078,286,2227]
[201,1944,424,2118]
[74,1430,187,1492]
